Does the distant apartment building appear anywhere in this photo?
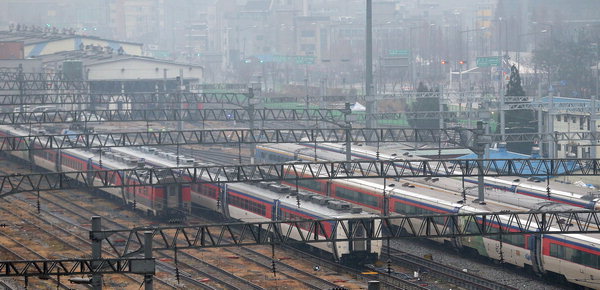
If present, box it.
[540,97,599,159]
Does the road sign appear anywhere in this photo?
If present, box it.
[388,49,409,57]
[476,56,501,67]
[255,54,315,65]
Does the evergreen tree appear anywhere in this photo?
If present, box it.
[504,65,537,154]
[506,65,525,96]
[408,82,440,129]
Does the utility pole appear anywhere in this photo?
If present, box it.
[365,0,375,129]
[91,216,103,290]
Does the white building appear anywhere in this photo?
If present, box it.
[541,97,599,159]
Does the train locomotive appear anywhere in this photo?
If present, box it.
[0,125,191,220]
[256,143,600,289]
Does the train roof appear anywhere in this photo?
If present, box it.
[257,143,589,212]
[233,182,378,219]
[109,146,376,219]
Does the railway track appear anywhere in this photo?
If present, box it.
[0,224,72,289]
[29,192,263,290]
[278,244,431,290]
[0,198,178,289]
[0,153,366,289]
[385,246,518,290]
[43,191,357,289]
[190,149,521,290]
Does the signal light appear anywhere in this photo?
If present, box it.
[441,60,448,64]
[459,60,466,65]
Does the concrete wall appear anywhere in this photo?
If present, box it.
[86,58,202,81]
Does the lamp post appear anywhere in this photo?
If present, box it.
[459,27,487,70]
[406,23,435,89]
[517,29,548,71]
[383,179,395,275]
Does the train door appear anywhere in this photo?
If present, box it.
[326,181,332,197]
[219,183,230,218]
[86,158,94,185]
[55,150,62,172]
[120,172,131,206]
[349,219,369,252]
[164,183,183,216]
[450,208,463,250]
[27,142,35,165]
[529,234,545,276]
[272,199,283,240]
[271,199,280,221]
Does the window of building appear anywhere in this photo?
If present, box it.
[301,30,315,37]
[557,144,561,151]
[300,44,315,52]
[557,115,561,122]
[588,119,591,131]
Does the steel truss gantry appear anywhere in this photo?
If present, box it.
[0,91,253,107]
[3,210,598,285]
[0,127,464,150]
[259,91,494,103]
[0,71,88,91]
[0,108,462,125]
[0,258,154,277]
[0,158,597,197]
[90,210,600,258]
[0,128,597,151]
[0,108,347,124]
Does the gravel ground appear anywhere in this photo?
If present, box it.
[391,239,570,290]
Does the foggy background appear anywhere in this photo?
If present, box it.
[1,0,599,97]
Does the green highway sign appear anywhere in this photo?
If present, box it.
[388,49,410,57]
[476,56,501,67]
[294,56,315,64]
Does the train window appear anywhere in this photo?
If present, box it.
[582,251,600,269]
[550,243,565,259]
[553,244,600,269]
[488,234,525,247]
[281,210,311,230]
[393,202,445,224]
[335,187,378,207]
[202,185,217,198]
[296,179,321,192]
[464,220,480,234]
[229,194,266,216]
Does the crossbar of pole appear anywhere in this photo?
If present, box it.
[0,92,252,107]
[0,108,533,124]
[88,210,600,257]
[0,258,155,277]
[0,128,596,151]
[0,158,597,197]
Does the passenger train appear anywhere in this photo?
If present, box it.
[0,125,192,220]
[256,143,600,289]
[109,145,382,265]
[0,125,381,266]
[280,142,600,210]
